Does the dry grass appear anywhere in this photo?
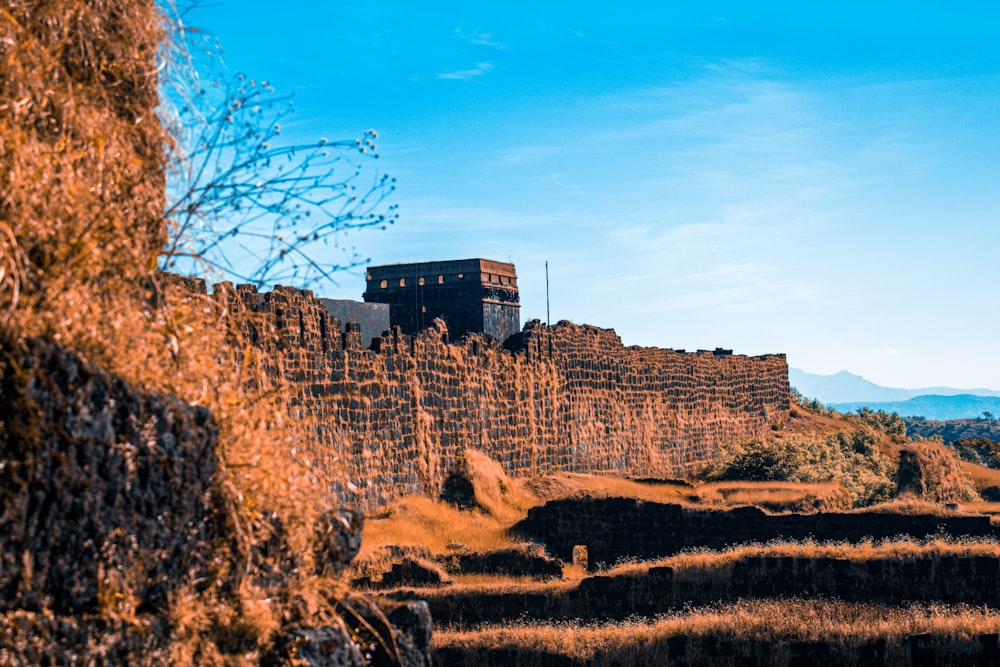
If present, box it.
[960,460,1000,489]
[898,441,977,503]
[359,456,865,570]
[858,497,965,515]
[525,472,851,511]
[406,535,1000,603]
[359,450,541,563]
[962,502,1000,517]
[435,599,1000,662]
[361,494,520,558]
[605,535,1000,577]
[523,473,691,504]
[1,3,362,662]
[359,442,981,576]
[454,450,539,524]
[0,0,166,331]
[783,402,858,438]
[688,481,851,510]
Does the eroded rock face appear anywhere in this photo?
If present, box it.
[0,336,218,614]
[314,508,365,575]
[267,598,433,667]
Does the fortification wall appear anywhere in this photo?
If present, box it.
[221,283,789,508]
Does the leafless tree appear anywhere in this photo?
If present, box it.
[159,4,397,288]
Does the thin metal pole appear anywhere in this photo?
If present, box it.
[545,261,550,327]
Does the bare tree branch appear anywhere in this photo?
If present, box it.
[159,10,397,288]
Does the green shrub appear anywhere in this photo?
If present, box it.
[848,408,907,440]
[708,428,897,506]
[949,436,1000,469]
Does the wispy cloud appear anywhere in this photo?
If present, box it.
[469,32,506,49]
[451,27,507,50]
[435,62,494,80]
[872,347,901,357]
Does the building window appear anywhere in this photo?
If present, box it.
[421,306,427,313]
[438,275,444,284]
[458,273,464,279]
[380,280,387,289]
[418,277,425,286]
[399,278,406,287]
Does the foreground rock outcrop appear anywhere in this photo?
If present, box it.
[0,335,431,665]
[0,335,218,616]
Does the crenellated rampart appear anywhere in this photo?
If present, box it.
[215,282,789,508]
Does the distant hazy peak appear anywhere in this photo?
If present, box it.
[789,368,1000,405]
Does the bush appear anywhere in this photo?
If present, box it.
[708,429,897,506]
[848,408,907,441]
[949,436,1000,469]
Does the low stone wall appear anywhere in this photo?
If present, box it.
[414,554,1000,627]
[513,498,995,565]
[433,633,1000,667]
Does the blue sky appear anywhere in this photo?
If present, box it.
[179,1,1000,390]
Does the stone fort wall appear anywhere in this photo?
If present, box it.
[222,283,789,508]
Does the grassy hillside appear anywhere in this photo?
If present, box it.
[906,416,1000,443]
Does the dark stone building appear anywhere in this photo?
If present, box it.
[363,258,521,342]
[319,299,390,349]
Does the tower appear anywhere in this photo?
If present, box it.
[363,258,520,341]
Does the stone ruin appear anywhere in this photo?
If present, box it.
[220,280,790,508]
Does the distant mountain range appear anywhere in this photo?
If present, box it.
[789,368,1000,420]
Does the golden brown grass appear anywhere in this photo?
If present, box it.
[359,443,983,581]
[454,450,539,524]
[115,285,343,665]
[523,473,691,504]
[435,599,1000,661]
[960,459,1000,490]
[401,535,1000,603]
[359,450,541,564]
[361,494,520,558]
[1,0,166,331]
[359,457,868,573]
[604,535,1000,578]
[898,441,977,503]
[524,471,851,511]
[1,4,358,662]
[688,481,851,510]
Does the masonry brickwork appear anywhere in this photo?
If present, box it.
[220,282,789,508]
